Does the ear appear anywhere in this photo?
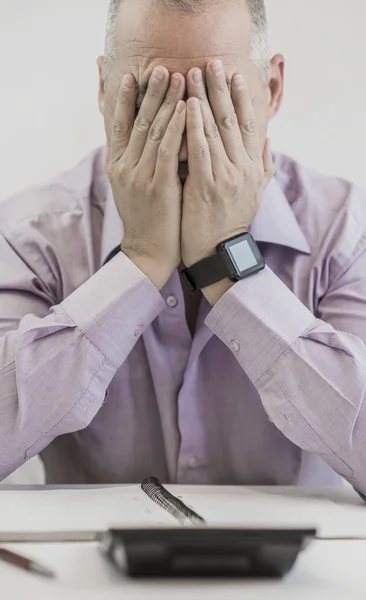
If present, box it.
[267,54,285,120]
[97,56,106,116]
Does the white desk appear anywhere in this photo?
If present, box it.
[1,486,365,600]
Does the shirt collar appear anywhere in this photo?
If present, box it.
[99,163,311,267]
[249,176,311,254]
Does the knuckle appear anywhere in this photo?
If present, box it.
[112,119,129,138]
[148,123,165,143]
[192,145,207,160]
[221,111,238,130]
[108,163,127,185]
[117,94,129,107]
[242,163,251,179]
[134,114,151,132]
[215,80,226,93]
[194,92,206,103]
[223,167,238,188]
[166,120,178,134]
[241,119,257,136]
[163,94,176,108]
[117,165,129,184]
[158,144,171,161]
[129,172,143,191]
[243,162,263,183]
[204,121,220,141]
[146,82,160,99]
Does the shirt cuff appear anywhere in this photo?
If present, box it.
[205,266,316,383]
[60,252,166,368]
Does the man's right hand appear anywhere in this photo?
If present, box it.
[106,67,186,291]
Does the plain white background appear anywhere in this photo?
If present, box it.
[1,0,365,483]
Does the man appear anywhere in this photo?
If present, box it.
[1,0,366,492]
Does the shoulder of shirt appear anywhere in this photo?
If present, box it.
[274,151,366,248]
[0,147,106,233]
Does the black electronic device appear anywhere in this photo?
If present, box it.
[100,526,316,578]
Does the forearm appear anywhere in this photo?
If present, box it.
[0,252,165,479]
[255,324,366,489]
[0,325,116,479]
[205,266,366,495]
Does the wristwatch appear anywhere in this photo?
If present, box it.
[180,232,265,292]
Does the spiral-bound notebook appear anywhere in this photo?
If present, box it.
[1,477,365,543]
[140,477,206,526]
[103,478,318,578]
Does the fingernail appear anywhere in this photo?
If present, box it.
[188,97,198,111]
[153,67,165,82]
[211,60,223,75]
[192,69,202,84]
[123,74,134,89]
[233,74,245,89]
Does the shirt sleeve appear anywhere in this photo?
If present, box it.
[0,232,165,480]
[205,255,366,496]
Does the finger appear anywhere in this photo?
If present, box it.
[186,97,213,181]
[205,60,247,164]
[139,73,186,177]
[154,100,186,183]
[231,74,262,162]
[124,67,170,165]
[109,73,138,165]
[105,144,111,168]
[186,68,227,174]
[262,138,276,190]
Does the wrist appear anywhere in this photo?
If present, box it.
[182,231,263,302]
[183,229,249,269]
[121,245,175,291]
[202,278,234,306]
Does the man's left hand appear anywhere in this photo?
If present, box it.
[181,60,275,271]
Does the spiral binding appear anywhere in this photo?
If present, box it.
[141,477,206,527]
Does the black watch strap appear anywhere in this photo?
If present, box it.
[180,251,236,292]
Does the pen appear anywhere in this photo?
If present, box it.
[0,548,55,578]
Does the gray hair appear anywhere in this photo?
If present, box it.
[103,0,270,83]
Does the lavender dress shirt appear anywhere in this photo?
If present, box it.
[1,147,366,492]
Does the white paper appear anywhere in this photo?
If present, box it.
[0,485,365,539]
[176,488,366,538]
[0,486,176,534]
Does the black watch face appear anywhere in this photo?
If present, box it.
[224,234,264,278]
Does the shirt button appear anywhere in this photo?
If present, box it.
[229,339,240,353]
[188,456,198,468]
[166,295,178,308]
[134,325,144,337]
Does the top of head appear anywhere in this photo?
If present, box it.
[103,0,270,84]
